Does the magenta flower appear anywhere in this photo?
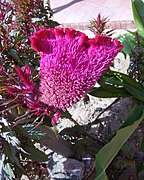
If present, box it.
[30,28,123,110]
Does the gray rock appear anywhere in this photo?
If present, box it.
[47,152,95,179]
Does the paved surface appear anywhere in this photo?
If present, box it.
[51,0,135,30]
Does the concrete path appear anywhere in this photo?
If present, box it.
[51,0,135,30]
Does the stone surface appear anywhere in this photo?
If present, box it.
[46,150,95,180]
[51,0,133,26]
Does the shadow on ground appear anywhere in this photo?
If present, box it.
[53,0,84,14]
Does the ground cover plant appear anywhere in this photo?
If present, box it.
[0,0,144,179]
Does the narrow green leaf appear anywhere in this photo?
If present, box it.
[22,146,48,162]
[124,83,144,102]
[132,0,144,37]
[96,103,144,180]
[89,87,130,98]
[120,103,144,128]
[120,73,144,92]
[104,70,144,102]
[106,70,144,92]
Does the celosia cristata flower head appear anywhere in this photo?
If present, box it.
[30,28,123,110]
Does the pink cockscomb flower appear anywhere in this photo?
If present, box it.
[30,28,123,110]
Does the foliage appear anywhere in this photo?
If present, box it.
[0,0,59,69]
[1,0,144,179]
[132,0,144,38]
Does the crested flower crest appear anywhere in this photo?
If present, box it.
[30,28,123,110]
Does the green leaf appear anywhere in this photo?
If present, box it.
[38,125,74,157]
[22,146,48,162]
[104,70,144,102]
[14,35,27,45]
[8,49,20,61]
[117,33,136,55]
[95,103,144,180]
[14,125,46,141]
[124,83,144,102]
[106,70,144,91]
[46,20,60,28]
[132,0,144,37]
[3,141,23,170]
[119,72,144,91]
[89,87,130,98]
[1,121,23,171]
